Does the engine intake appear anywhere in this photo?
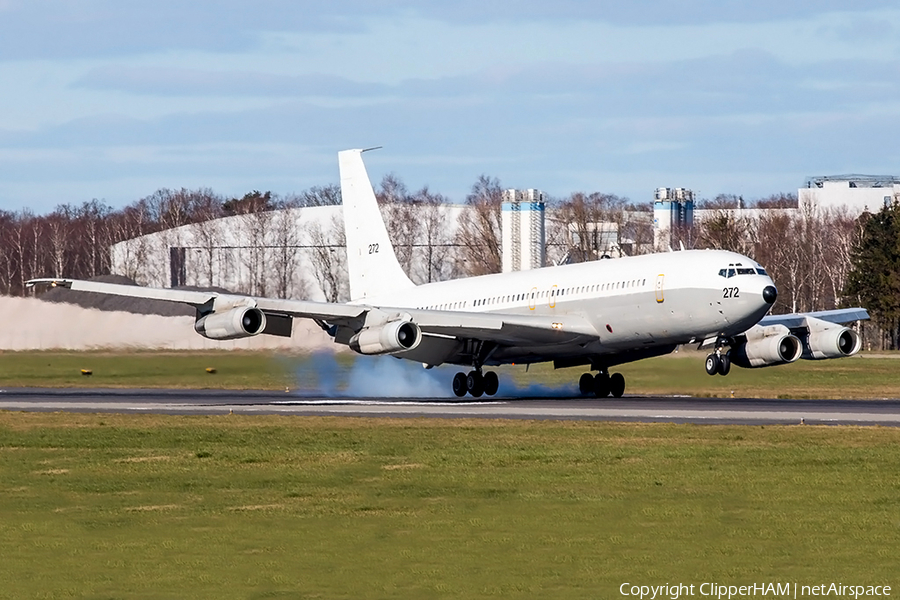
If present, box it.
[349,320,422,355]
[731,330,802,369]
[194,307,267,340]
[803,327,861,360]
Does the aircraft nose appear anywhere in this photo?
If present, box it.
[762,285,778,304]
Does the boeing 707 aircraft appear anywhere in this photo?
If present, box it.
[28,149,868,397]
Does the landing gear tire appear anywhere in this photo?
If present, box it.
[452,372,467,397]
[594,372,610,398]
[609,372,626,398]
[716,352,731,376]
[705,353,720,376]
[483,371,499,396]
[579,373,594,395]
[466,371,484,398]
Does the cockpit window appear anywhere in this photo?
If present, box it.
[720,263,767,277]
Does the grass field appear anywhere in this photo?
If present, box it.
[1,349,899,399]
[0,412,898,599]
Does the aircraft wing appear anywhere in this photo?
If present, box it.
[758,308,869,329]
[26,278,600,347]
[26,278,367,324]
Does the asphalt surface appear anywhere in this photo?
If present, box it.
[1,388,899,425]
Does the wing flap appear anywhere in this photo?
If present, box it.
[407,309,600,346]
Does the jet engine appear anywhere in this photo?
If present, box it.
[730,324,802,368]
[349,320,422,355]
[803,326,861,360]
[194,307,267,341]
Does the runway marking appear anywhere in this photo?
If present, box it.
[273,399,503,407]
[1,400,899,424]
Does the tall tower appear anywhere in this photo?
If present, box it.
[501,189,546,272]
[653,187,694,248]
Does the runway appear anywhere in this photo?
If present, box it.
[1,388,899,425]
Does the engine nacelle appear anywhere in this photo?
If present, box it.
[194,307,267,341]
[803,327,861,360]
[731,328,802,369]
[349,320,422,355]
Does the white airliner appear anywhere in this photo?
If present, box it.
[28,149,868,398]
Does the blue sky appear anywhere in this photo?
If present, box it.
[1,1,899,213]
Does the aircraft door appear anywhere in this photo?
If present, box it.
[656,274,665,303]
[529,286,537,311]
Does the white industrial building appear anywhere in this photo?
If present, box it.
[111,204,466,301]
[799,175,900,214]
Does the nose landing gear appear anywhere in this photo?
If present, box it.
[705,350,731,376]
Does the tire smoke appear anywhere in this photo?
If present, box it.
[291,353,579,399]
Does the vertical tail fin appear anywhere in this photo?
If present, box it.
[339,148,416,302]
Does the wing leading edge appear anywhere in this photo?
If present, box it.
[26,277,598,351]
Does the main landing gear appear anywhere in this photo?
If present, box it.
[705,350,731,376]
[579,371,626,398]
[452,369,499,398]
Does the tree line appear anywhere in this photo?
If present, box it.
[3,177,896,348]
[0,187,340,297]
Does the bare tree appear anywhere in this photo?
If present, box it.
[75,200,113,278]
[411,187,454,284]
[375,173,408,205]
[454,175,503,276]
[294,184,341,207]
[754,210,799,313]
[376,174,418,277]
[555,192,629,261]
[45,205,74,278]
[270,200,307,299]
[227,191,274,296]
[109,200,154,284]
[820,207,859,309]
[187,192,225,287]
[0,211,16,294]
[696,209,754,255]
[305,214,348,302]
